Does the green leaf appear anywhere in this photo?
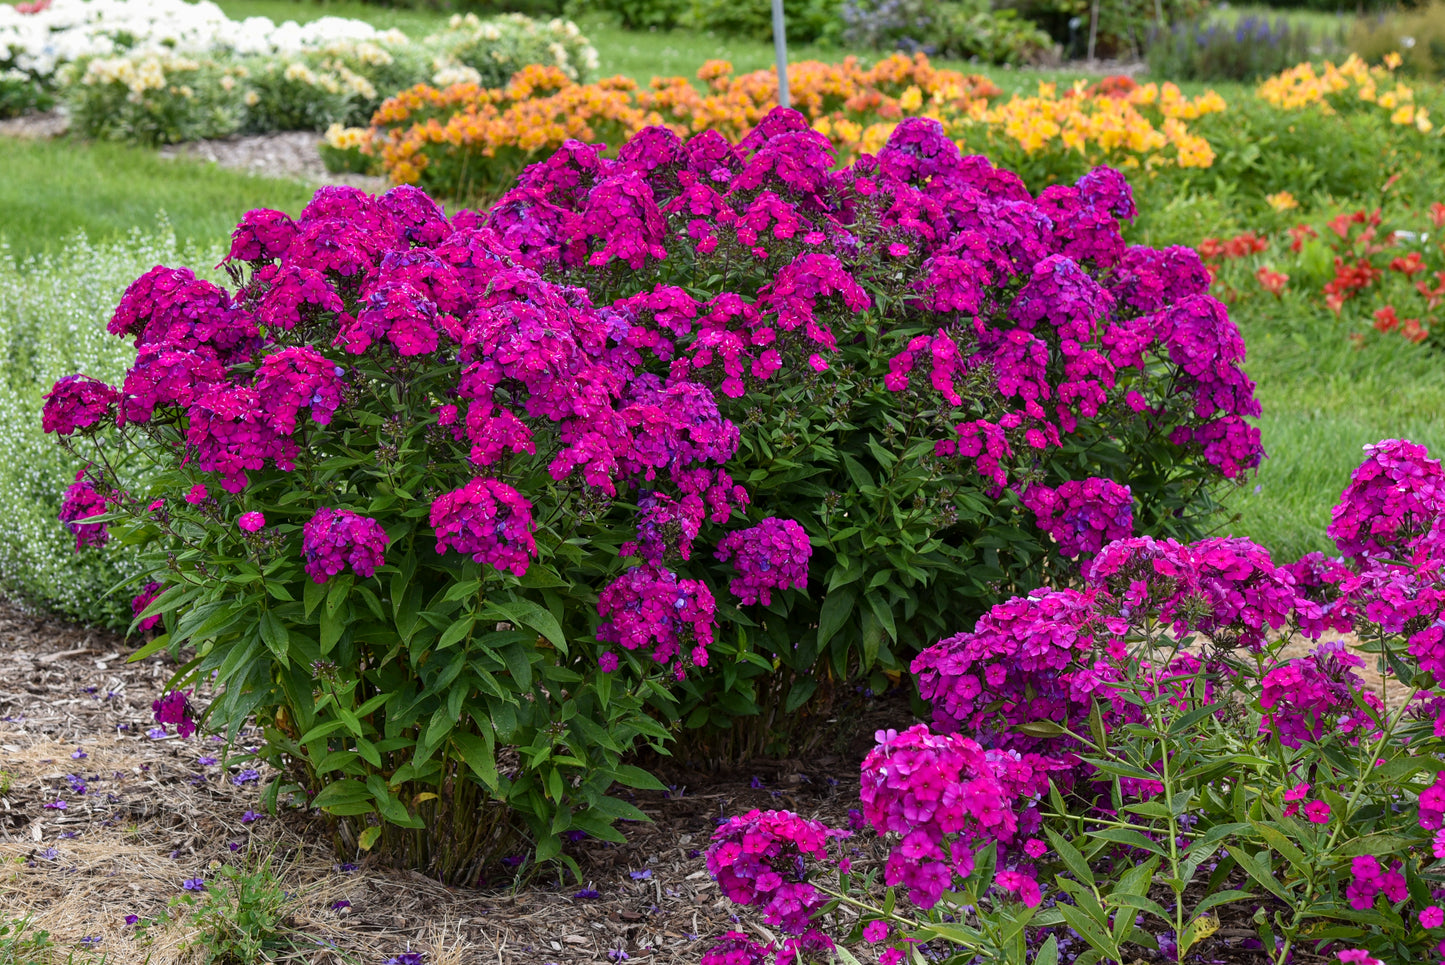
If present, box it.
[500,642,533,690]
[1108,890,1172,924]
[453,731,498,792]
[310,779,372,810]
[1091,827,1165,856]
[1033,935,1059,965]
[258,611,289,666]
[1249,820,1310,878]
[865,591,897,642]
[487,598,568,657]
[437,614,475,651]
[816,587,857,649]
[1194,890,1252,916]
[612,764,665,791]
[1046,829,1096,889]
[303,578,326,619]
[784,677,818,714]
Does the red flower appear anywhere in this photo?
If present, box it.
[1373,305,1401,333]
[1389,251,1426,276]
[1255,266,1288,297]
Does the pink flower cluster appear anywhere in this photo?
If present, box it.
[41,375,121,435]
[480,109,1262,489]
[704,808,847,933]
[1329,439,1445,560]
[1259,642,1383,748]
[130,580,163,632]
[429,478,536,578]
[302,508,390,583]
[58,470,110,550]
[1021,477,1133,560]
[1346,855,1408,911]
[152,690,197,738]
[859,724,1054,909]
[714,517,812,606]
[596,564,715,677]
[699,930,835,965]
[911,588,1128,755]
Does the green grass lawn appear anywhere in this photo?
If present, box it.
[0,138,315,263]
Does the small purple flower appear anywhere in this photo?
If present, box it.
[749,776,764,789]
[232,769,259,786]
[337,861,357,872]
[501,855,525,868]
[182,878,206,892]
[71,748,87,759]
[629,869,652,880]
[198,755,217,766]
[228,842,241,852]
[146,727,167,739]
[124,915,139,926]
[331,899,352,911]
[384,953,425,965]
[240,810,260,823]
[43,800,66,810]
[575,888,601,899]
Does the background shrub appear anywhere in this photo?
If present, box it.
[1146,14,1341,82]
[65,54,246,146]
[841,0,1055,65]
[684,0,844,44]
[1002,0,1205,59]
[0,227,190,626]
[1352,0,1445,78]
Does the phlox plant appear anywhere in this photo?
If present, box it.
[703,439,1445,965]
[43,183,746,883]
[44,111,1263,873]
[466,109,1261,757]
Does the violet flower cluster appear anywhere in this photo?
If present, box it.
[1021,477,1133,560]
[714,517,812,605]
[704,808,848,933]
[302,508,390,583]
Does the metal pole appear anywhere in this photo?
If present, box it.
[772,0,790,108]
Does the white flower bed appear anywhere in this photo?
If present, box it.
[0,0,596,89]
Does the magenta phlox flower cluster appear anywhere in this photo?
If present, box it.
[187,385,297,493]
[130,580,163,632]
[714,517,812,605]
[596,564,715,676]
[228,208,297,263]
[118,344,228,425]
[1260,642,1383,748]
[302,508,390,583]
[1420,771,1445,831]
[152,689,197,738]
[1329,439,1445,561]
[1282,552,1358,638]
[576,170,668,270]
[1346,855,1408,911]
[109,266,258,363]
[911,588,1128,754]
[704,807,847,933]
[1021,477,1133,560]
[42,375,121,435]
[430,477,536,577]
[876,116,963,185]
[1187,537,1296,650]
[698,930,836,965]
[1108,245,1211,316]
[1036,184,1126,269]
[1086,536,1202,624]
[253,346,344,434]
[252,265,348,333]
[859,724,1054,909]
[623,491,705,563]
[59,470,110,550]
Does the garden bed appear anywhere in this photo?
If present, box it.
[0,599,882,964]
[0,598,1368,965]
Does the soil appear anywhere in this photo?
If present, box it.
[0,598,1350,964]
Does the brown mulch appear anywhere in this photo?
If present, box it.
[0,598,1360,964]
